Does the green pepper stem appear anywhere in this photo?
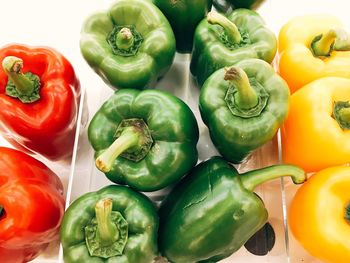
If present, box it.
[116,28,134,50]
[224,67,259,109]
[311,30,337,57]
[96,127,140,173]
[2,56,36,95]
[207,11,241,44]
[95,198,119,246]
[0,206,3,218]
[240,165,306,192]
[345,202,350,224]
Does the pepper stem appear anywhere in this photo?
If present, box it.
[311,30,337,57]
[224,67,259,110]
[96,127,140,173]
[345,202,350,224]
[240,165,306,192]
[116,28,134,50]
[334,28,350,51]
[0,206,3,218]
[338,107,350,123]
[95,199,119,246]
[207,11,241,44]
[2,56,37,95]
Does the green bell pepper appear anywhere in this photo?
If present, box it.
[88,89,199,192]
[213,0,265,14]
[80,0,176,90]
[152,0,212,53]
[190,9,277,86]
[158,157,306,263]
[199,59,289,163]
[60,185,158,263]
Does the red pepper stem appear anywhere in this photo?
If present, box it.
[0,206,3,218]
[116,28,134,50]
[240,165,306,192]
[2,56,36,95]
[224,67,259,109]
[207,11,241,44]
[311,30,337,57]
[95,199,119,246]
[95,127,140,173]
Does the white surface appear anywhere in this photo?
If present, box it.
[1,0,350,262]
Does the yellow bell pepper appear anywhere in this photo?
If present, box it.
[278,15,350,93]
[281,77,350,173]
[289,166,350,263]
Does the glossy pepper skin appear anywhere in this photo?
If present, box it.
[88,89,199,192]
[282,77,350,173]
[213,0,264,14]
[60,185,158,263]
[0,44,80,160]
[200,59,289,163]
[191,9,277,86]
[152,0,212,53]
[0,147,65,263]
[279,15,350,93]
[289,166,350,263]
[80,0,176,90]
[159,156,306,263]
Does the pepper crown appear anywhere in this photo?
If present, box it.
[85,198,128,258]
[224,66,269,118]
[240,164,306,192]
[207,11,242,44]
[2,56,41,103]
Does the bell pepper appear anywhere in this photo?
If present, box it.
[0,147,65,263]
[80,0,176,90]
[0,44,80,160]
[213,0,265,14]
[279,15,350,93]
[281,77,350,173]
[152,0,212,53]
[190,9,277,86]
[289,166,350,263]
[199,59,289,163]
[88,89,199,192]
[159,156,306,263]
[60,185,158,263]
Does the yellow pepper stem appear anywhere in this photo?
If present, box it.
[345,203,350,224]
[338,107,350,123]
[207,11,241,44]
[334,28,350,51]
[224,66,259,110]
[311,30,337,57]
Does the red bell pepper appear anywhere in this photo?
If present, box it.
[0,147,65,263]
[0,44,80,160]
